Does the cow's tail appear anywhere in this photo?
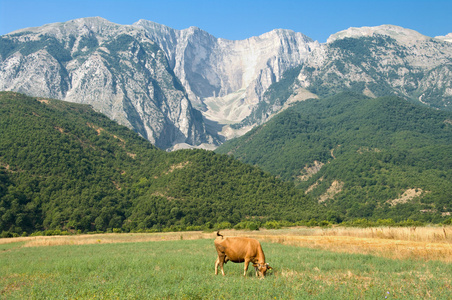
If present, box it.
[216,231,224,239]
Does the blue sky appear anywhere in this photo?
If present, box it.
[1,0,451,42]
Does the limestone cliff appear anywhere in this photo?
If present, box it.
[1,19,451,149]
[0,17,218,149]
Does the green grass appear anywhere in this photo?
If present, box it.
[1,239,451,299]
[0,242,25,252]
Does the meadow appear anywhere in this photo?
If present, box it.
[1,227,451,299]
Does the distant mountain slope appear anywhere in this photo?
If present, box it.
[0,17,218,149]
[1,19,451,148]
[134,20,317,128]
[0,17,317,148]
[299,25,452,110]
[216,93,452,222]
[217,25,452,131]
[0,92,319,235]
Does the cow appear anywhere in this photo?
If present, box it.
[214,231,272,277]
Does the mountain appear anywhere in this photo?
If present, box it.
[0,17,318,149]
[235,25,452,129]
[0,17,219,149]
[436,33,452,43]
[301,25,452,108]
[0,92,320,236]
[134,20,318,139]
[1,19,451,149]
[216,92,452,222]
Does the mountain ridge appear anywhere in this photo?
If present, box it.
[134,19,317,124]
[327,25,432,44]
[1,17,220,149]
[1,17,451,149]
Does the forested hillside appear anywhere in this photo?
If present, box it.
[217,93,452,222]
[0,92,320,236]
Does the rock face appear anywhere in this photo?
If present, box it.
[435,33,452,43]
[1,19,451,148]
[0,17,218,149]
[134,20,318,137]
[297,25,452,110]
[0,17,318,148]
[225,26,452,131]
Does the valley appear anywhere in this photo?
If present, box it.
[0,18,451,235]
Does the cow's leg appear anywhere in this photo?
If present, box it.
[220,259,225,276]
[216,255,226,276]
[243,258,250,277]
[215,257,220,275]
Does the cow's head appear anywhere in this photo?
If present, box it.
[253,263,272,277]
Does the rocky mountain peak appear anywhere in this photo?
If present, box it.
[133,21,319,136]
[263,28,313,42]
[327,24,431,45]
[435,33,452,43]
[9,17,118,39]
[298,24,452,112]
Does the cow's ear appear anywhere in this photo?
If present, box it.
[253,263,259,267]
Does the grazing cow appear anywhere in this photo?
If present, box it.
[214,231,272,277]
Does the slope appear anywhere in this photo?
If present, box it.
[216,92,452,222]
[299,29,452,111]
[0,17,218,149]
[0,92,320,236]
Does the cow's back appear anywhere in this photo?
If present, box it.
[215,237,263,263]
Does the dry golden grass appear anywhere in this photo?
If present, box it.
[0,231,212,247]
[245,226,452,262]
[1,226,451,262]
[214,226,452,262]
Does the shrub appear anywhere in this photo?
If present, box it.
[397,219,424,227]
[233,221,260,231]
[263,221,282,229]
[203,222,214,230]
[1,231,13,238]
[30,231,43,237]
[214,222,232,230]
[341,218,372,227]
[319,220,332,227]
[185,225,203,231]
[306,219,319,227]
[376,219,396,226]
[442,218,452,225]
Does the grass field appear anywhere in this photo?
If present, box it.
[1,227,451,299]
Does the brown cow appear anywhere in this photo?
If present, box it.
[214,231,272,277]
